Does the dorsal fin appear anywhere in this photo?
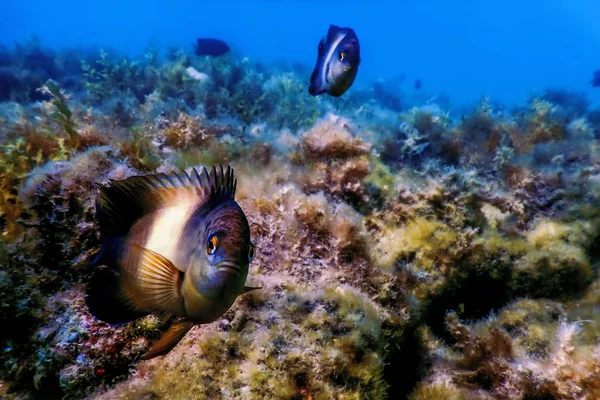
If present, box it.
[95,165,237,236]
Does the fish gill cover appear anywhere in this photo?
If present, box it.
[0,1,600,399]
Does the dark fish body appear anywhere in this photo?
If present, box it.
[591,70,600,88]
[195,38,230,57]
[309,24,361,97]
[415,79,422,90]
[86,165,259,358]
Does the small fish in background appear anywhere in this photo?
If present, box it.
[414,79,422,91]
[591,70,600,88]
[309,24,361,97]
[195,38,230,57]
[86,165,260,359]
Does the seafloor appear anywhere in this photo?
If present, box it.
[0,39,599,400]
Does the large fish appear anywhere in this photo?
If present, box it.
[85,165,259,359]
[308,24,361,97]
[195,38,230,57]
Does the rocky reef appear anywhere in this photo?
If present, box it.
[0,40,599,399]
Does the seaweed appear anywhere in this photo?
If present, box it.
[40,80,80,148]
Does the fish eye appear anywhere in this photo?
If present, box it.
[248,242,255,262]
[207,234,219,255]
[339,51,347,61]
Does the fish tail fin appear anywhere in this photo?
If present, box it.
[142,319,195,359]
[86,265,148,324]
[86,236,148,324]
[89,235,123,268]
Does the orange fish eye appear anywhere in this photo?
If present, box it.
[207,235,219,255]
[248,243,255,262]
[339,51,347,61]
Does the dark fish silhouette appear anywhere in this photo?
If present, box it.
[309,25,361,97]
[86,165,260,359]
[415,79,422,91]
[591,70,600,88]
[195,38,230,57]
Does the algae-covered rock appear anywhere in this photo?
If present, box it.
[99,285,396,399]
[1,40,600,400]
[413,306,600,400]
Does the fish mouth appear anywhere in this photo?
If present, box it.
[215,260,242,277]
[308,85,326,96]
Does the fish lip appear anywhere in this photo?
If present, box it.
[215,260,242,276]
[308,85,326,96]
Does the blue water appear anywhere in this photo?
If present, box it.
[3,0,600,108]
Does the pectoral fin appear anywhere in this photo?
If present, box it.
[142,319,195,359]
[242,285,262,294]
[127,245,184,315]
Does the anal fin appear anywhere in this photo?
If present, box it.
[142,319,195,359]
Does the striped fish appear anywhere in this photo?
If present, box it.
[309,24,361,97]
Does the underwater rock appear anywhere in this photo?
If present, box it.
[298,113,370,160]
[93,285,400,399]
[414,306,600,399]
[294,114,373,208]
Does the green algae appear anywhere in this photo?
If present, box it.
[40,81,80,147]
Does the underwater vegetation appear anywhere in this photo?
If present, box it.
[0,39,599,400]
